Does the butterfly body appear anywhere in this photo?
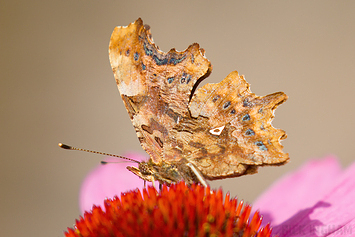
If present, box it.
[109,18,289,186]
[127,159,201,186]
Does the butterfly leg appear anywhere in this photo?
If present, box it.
[186,163,208,187]
[151,177,157,190]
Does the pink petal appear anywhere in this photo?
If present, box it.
[253,156,342,225]
[273,159,355,236]
[327,218,355,236]
[79,152,148,213]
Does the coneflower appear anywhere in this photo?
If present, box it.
[66,182,271,237]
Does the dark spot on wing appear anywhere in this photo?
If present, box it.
[143,42,153,56]
[223,101,231,109]
[167,77,175,84]
[153,55,168,65]
[143,40,187,66]
[189,141,204,149]
[180,73,186,83]
[155,136,164,148]
[166,108,180,123]
[243,99,251,107]
[212,95,220,103]
[141,125,153,134]
[255,141,267,151]
[169,55,186,65]
[245,128,255,136]
[242,114,250,121]
[186,75,192,84]
[134,52,139,61]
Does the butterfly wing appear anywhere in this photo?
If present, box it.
[109,18,289,180]
[109,18,211,163]
[171,71,289,179]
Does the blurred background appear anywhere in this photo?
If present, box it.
[1,1,355,236]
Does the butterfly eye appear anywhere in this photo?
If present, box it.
[139,163,151,175]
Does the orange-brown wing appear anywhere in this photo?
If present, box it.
[167,71,289,179]
[109,18,289,179]
[108,18,211,163]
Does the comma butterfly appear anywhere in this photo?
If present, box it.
[108,18,289,187]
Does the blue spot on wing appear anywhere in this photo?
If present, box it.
[143,42,153,56]
[153,55,168,65]
[134,52,139,61]
[255,141,267,151]
[245,129,255,136]
[169,55,186,65]
[167,77,175,84]
[242,114,250,121]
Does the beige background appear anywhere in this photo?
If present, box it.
[1,1,355,236]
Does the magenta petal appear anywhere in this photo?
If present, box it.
[327,218,355,236]
[274,159,355,236]
[253,156,342,225]
[79,152,147,213]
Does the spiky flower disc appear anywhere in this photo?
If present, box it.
[65,182,272,237]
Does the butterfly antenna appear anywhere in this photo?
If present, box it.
[58,143,140,163]
[100,160,131,164]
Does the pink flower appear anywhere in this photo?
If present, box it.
[79,154,355,236]
[253,155,355,236]
[79,152,149,213]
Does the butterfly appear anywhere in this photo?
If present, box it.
[107,18,289,187]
